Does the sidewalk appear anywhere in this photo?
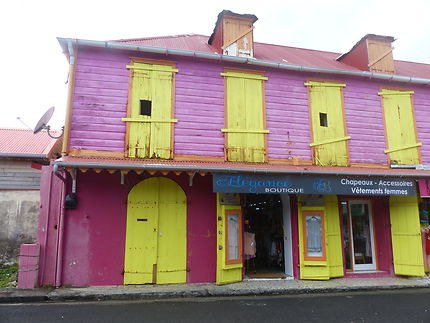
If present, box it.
[1,276,430,304]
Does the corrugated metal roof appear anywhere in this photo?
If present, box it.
[113,34,430,79]
[57,156,430,178]
[0,128,61,158]
[113,34,216,53]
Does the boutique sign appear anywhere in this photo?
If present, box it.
[213,173,416,196]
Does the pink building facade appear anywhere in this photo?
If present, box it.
[21,11,430,287]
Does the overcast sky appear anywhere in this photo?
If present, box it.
[1,0,429,130]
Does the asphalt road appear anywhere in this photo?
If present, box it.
[1,288,430,323]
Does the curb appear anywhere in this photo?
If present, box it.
[1,284,428,304]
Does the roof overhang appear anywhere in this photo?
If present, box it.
[54,156,430,179]
[0,153,49,159]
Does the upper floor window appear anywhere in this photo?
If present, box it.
[122,59,178,159]
[305,81,350,166]
[221,69,269,163]
[378,89,421,165]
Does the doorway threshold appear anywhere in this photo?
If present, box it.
[345,270,391,278]
[244,275,294,281]
[348,270,385,274]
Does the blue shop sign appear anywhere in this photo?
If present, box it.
[213,173,416,196]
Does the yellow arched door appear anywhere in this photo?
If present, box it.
[124,177,187,284]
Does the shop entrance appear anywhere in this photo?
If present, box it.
[341,200,377,272]
[244,194,291,279]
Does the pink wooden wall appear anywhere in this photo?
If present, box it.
[61,170,127,286]
[70,47,430,165]
[414,88,430,162]
[43,170,216,287]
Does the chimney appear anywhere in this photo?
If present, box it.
[208,10,258,58]
[337,34,396,74]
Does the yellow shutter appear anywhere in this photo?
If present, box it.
[216,193,243,284]
[389,196,425,276]
[124,178,159,284]
[306,81,350,166]
[298,196,344,280]
[325,195,344,278]
[123,63,178,159]
[124,177,187,284]
[222,71,268,163]
[156,178,187,284]
[379,89,421,165]
[298,205,330,280]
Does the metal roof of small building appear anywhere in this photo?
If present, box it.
[113,34,430,79]
[0,128,62,159]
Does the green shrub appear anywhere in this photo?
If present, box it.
[0,264,18,288]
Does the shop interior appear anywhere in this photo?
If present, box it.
[243,194,286,279]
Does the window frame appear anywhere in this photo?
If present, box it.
[379,87,421,165]
[221,68,269,163]
[124,58,178,159]
[305,79,350,166]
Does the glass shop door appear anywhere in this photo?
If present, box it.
[342,200,377,271]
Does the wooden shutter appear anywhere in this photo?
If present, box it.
[306,81,350,166]
[216,193,243,284]
[389,196,424,276]
[123,63,178,159]
[221,71,268,163]
[156,178,187,284]
[379,89,421,165]
[299,196,344,280]
[124,177,187,285]
[325,195,344,278]
[299,206,329,280]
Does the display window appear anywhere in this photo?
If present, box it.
[225,210,243,265]
[302,210,326,261]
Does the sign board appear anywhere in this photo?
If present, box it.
[213,173,416,196]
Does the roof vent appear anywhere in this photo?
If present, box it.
[337,34,396,74]
[208,10,258,58]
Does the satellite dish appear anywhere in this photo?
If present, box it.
[33,106,64,139]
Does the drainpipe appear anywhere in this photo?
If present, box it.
[54,169,66,287]
[57,38,430,86]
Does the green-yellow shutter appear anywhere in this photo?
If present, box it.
[298,196,344,280]
[379,89,421,165]
[216,193,243,284]
[389,196,425,276]
[298,205,329,280]
[222,72,268,163]
[306,81,350,166]
[124,177,187,285]
[325,195,344,278]
[123,63,178,159]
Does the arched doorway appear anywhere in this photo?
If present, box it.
[124,177,187,284]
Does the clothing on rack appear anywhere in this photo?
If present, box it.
[244,232,256,259]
